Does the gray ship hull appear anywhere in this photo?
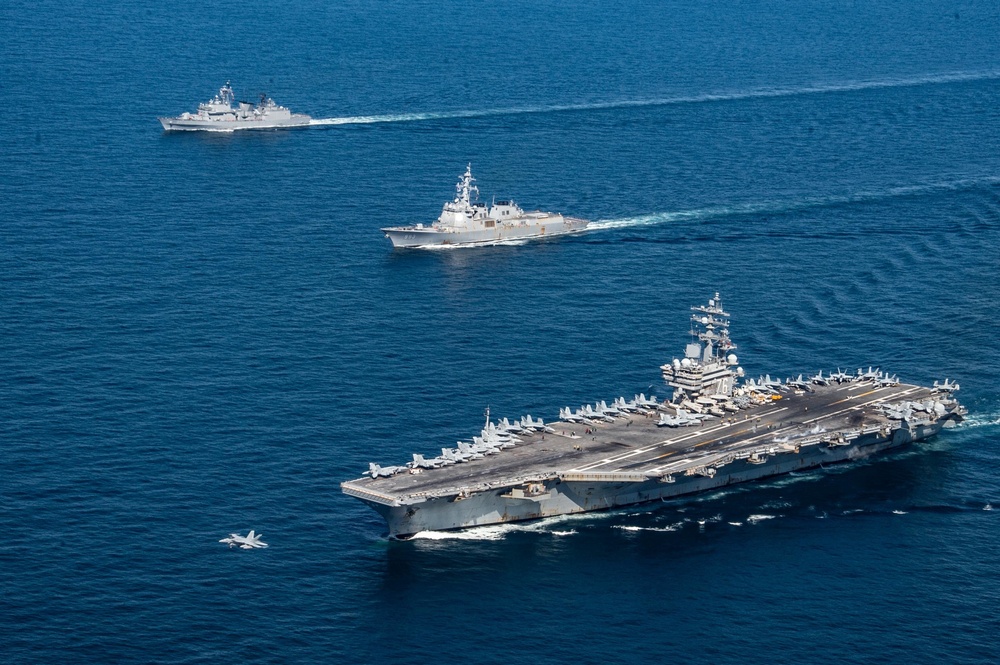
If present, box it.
[158,114,312,131]
[346,420,945,537]
[343,376,964,538]
[382,215,588,248]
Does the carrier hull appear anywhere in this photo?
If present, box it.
[342,294,965,538]
[342,383,962,538]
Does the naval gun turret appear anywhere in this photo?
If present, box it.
[661,293,743,402]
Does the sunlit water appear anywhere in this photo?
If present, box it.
[3,1,1000,663]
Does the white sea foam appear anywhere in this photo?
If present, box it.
[959,412,1000,429]
[614,522,685,533]
[408,525,513,541]
[415,238,531,250]
[550,530,577,537]
[892,510,909,515]
[747,514,778,524]
[310,70,1000,127]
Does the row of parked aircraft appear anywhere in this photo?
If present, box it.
[656,408,714,428]
[880,398,949,421]
[559,394,659,424]
[368,412,557,478]
[745,367,905,396]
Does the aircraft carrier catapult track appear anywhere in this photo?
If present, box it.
[342,295,966,538]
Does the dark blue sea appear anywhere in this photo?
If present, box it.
[4,1,1000,662]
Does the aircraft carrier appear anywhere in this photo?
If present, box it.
[381,164,588,248]
[342,294,965,538]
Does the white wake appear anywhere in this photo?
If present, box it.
[311,70,1000,127]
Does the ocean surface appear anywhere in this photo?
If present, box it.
[3,1,1000,662]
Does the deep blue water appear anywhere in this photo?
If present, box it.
[3,1,1000,663]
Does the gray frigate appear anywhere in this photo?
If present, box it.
[342,294,966,538]
[381,165,588,248]
[158,82,311,131]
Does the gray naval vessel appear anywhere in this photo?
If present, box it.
[158,82,311,131]
[342,294,966,538]
[381,165,588,248]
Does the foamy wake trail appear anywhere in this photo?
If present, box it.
[408,510,614,541]
[310,70,1000,127]
[588,176,1000,233]
[959,412,1000,429]
[409,525,513,541]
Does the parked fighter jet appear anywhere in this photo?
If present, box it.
[583,404,615,423]
[809,370,830,386]
[369,462,406,478]
[635,393,659,408]
[599,400,621,417]
[500,417,526,434]
[932,379,960,393]
[760,375,784,391]
[857,366,881,381]
[219,530,268,549]
[440,448,471,464]
[522,415,554,433]
[657,410,702,428]
[409,453,444,469]
[744,378,776,395]
[874,374,899,387]
[786,374,813,391]
[829,368,852,383]
[880,403,912,421]
[457,441,485,459]
[559,407,585,423]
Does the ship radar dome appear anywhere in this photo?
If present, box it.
[701,316,709,325]
[737,367,745,377]
[672,359,681,369]
[681,358,693,368]
[727,354,738,365]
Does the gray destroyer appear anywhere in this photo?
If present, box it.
[342,294,965,538]
[158,82,311,131]
[381,165,588,248]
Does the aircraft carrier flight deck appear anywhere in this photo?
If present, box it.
[341,294,965,537]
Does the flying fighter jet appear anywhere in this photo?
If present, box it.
[219,530,268,549]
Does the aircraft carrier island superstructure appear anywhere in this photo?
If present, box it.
[342,295,965,538]
[381,165,588,248]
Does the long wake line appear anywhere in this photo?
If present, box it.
[310,70,1000,127]
[587,175,1000,232]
